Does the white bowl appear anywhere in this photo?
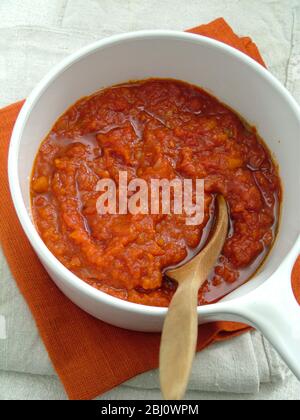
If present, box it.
[8,31,300,379]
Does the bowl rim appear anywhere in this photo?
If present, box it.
[8,29,300,317]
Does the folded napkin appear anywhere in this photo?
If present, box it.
[0,18,299,400]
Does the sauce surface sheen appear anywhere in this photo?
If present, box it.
[31,79,281,307]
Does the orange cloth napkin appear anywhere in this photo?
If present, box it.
[0,17,299,400]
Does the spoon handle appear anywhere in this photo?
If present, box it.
[159,196,228,400]
[159,278,199,400]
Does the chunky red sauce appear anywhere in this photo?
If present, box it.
[31,79,281,307]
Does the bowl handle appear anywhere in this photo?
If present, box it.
[237,244,300,380]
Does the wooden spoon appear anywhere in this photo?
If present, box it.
[159,195,228,400]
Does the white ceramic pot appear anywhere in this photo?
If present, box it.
[8,31,300,379]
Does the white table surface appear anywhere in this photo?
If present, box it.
[0,0,299,400]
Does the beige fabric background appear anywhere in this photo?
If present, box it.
[0,0,299,400]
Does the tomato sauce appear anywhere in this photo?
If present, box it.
[31,79,281,307]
